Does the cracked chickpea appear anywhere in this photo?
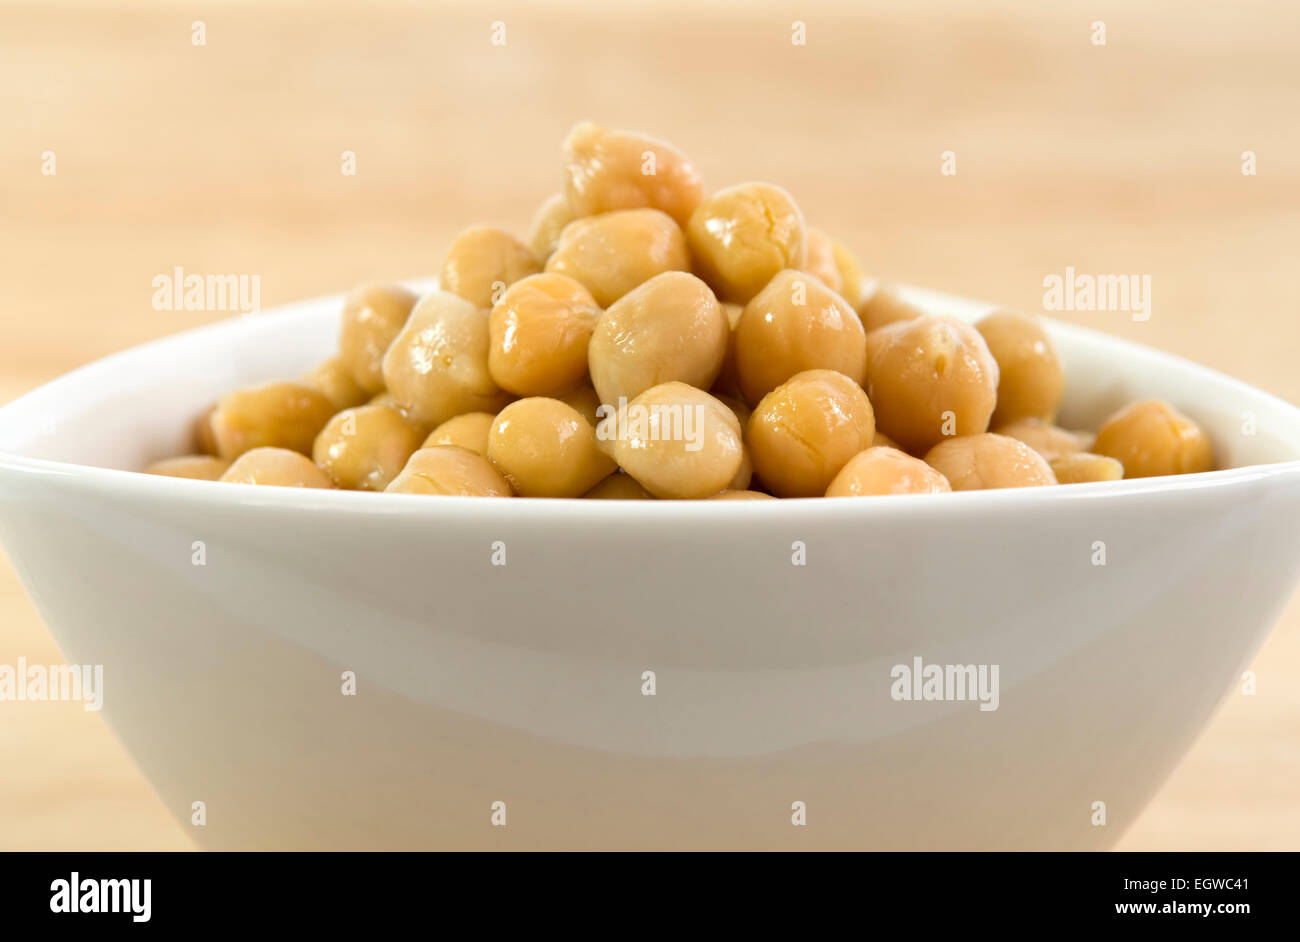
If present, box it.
[210,381,337,460]
[386,445,513,497]
[313,404,425,491]
[337,283,418,395]
[977,310,1065,425]
[612,383,743,499]
[562,122,704,227]
[545,208,689,307]
[1092,399,1213,478]
[687,182,806,304]
[219,447,334,488]
[441,226,541,308]
[924,433,1057,490]
[489,273,601,397]
[487,398,617,497]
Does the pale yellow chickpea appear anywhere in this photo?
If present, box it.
[611,382,744,499]
[219,447,335,488]
[825,446,952,497]
[857,282,923,334]
[747,370,876,498]
[994,418,1087,462]
[527,193,577,261]
[729,444,754,490]
[1050,452,1125,484]
[864,315,999,455]
[710,302,746,398]
[557,383,603,428]
[832,239,867,308]
[488,273,601,397]
[977,309,1065,425]
[312,404,425,491]
[924,433,1057,490]
[337,282,418,395]
[707,489,776,500]
[210,381,337,460]
[385,445,513,497]
[687,182,806,304]
[733,269,868,406]
[583,473,654,500]
[381,291,511,428]
[802,228,843,295]
[487,398,617,497]
[301,356,370,411]
[587,271,728,406]
[562,122,704,227]
[544,208,689,307]
[145,455,231,481]
[422,411,495,456]
[1092,399,1214,478]
[440,226,541,309]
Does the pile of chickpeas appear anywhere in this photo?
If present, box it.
[146,123,1215,498]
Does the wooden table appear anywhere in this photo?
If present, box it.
[2,0,1298,850]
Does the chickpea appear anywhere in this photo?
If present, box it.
[440,226,541,309]
[337,282,418,395]
[825,446,952,497]
[976,309,1065,425]
[583,472,653,500]
[488,273,601,396]
[312,404,425,491]
[747,370,876,498]
[713,393,751,430]
[210,381,337,460]
[733,269,867,405]
[612,382,743,499]
[994,418,1086,462]
[872,430,901,450]
[588,271,728,405]
[707,489,776,500]
[864,315,999,455]
[832,239,867,307]
[301,356,370,411]
[193,405,219,456]
[562,122,704,227]
[1092,399,1213,478]
[1050,452,1124,484]
[487,398,616,497]
[687,182,806,304]
[557,383,603,428]
[381,290,511,428]
[710,302,746,398]
[145,455,231,480]
[545,208,689,307]
[802,228,843,295]
[730,444,754,490]
[385,445,513,497]
[219,447,334,488]
[857,282,923,334]
[422,411,495,456]
[924,433,1057,490]
[527,193,577,261]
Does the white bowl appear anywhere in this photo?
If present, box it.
[2,283,1298,850]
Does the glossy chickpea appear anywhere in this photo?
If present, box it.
[423,411,495,456]
[337,283,418,395]
[802,228,843,295]
[832,239,867,308]
[709,302,746,398]
[612,382,743,499]
[487,398,617,497]
[857,282,923,334]
[687,183,805,304]
[210,381,337,460]
[977,309,1065,425]
[583,473,653,500]
[825,446,952,497]
[747,370,876,498]
[441,226,541,309]
[924,433,1057,490]
[545,208,689,307]
[145,455,231,480]
[385,445,513,497]
[864,315,999,455]
[557,383,603,428]
[587,271,728,405]
[527,193,577,261]
[994,418,1087,462]
[312,404,425,491]
[733,269,867,405]
[219,447,334,488]
[381,291,510,428]
[1050,452,1124,484]
[1092,399,1213,478]
[562,122,704,227]
[301,356,370,411]
[707,489,776,500]
[488,273,601,397]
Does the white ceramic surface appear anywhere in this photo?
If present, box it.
[1,283,1298,850]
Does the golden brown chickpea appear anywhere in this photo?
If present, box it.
[611,382,744,499]
[422,411,495,456]
[832,239,867,307]
[857,282,923,334]
[687,182,806,304]
[582,472,654,500]
[977,309,1065,425]
[193,405,219,456]
[747,370,876,498]
[312,404,425,491]
[562,122,704,227]
[1092,399,1214,478]
[219,447,335,488]
[733,269,868,406]
[825,446,952,497]
[864,315,999,455]
[385,445,513,497]
[527,193,577,261]
[488,273,601,397]
[337,283,419,395]
[587,271,728,405]
[301,356,370,411]
[210,381,337,460]
[707,489,776,500]
[1050,452,1125,484]
[381,291,510,428]
[145,455,231,480]
[994,418,1087,462]
[802,228,843,295]
[544,208,689,307]
[440,226,541,309]
[487,398,617,497]
[924,433,1057,490]
[872,430,901,450]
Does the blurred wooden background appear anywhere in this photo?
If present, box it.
[1,0,1298,849]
